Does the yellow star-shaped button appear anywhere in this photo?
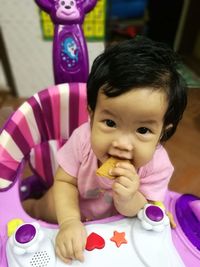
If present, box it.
[110,230,127,247]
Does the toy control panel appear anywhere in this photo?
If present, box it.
[6,204,185,267]
[6,222,56,267]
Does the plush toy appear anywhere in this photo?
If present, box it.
[35,0,97,84]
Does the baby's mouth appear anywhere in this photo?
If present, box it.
[108,154,132,162]
[106,156,134,167]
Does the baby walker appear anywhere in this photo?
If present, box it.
[0,1,200,266]
[0,83,200,267]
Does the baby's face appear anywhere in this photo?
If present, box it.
[90,87,168,170]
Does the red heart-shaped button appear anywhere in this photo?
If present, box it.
[85,232,105,251]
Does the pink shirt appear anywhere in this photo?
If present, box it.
[57,122,174,221]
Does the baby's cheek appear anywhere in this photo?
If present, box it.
[91,133,110,155]
[135,146,155,168]
[91,137,104,159]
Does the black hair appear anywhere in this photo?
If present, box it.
[87,35,187,142]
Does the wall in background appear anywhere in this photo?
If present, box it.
[0,60,8,90]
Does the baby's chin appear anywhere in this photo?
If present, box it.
[135,158,152,170]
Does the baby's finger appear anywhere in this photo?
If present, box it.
[60,238,76,261]
[115,176,136,188]
[113,178,139,197]
[74,249,84,262]
[116,161,136,172]
[112,182,127,196]
[111,167,137,181]
[55,246,72,264]
[72,238,85,262]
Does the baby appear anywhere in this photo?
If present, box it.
[24,36,187,264]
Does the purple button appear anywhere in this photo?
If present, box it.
[15,224,36,244]
[145,206,164,222]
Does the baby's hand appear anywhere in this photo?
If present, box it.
[111,161,139,202]
[55,219,87,264]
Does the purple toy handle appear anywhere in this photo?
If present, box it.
[35,0,98,84]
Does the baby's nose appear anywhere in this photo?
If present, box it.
[112,139,133,151]
[110,137,133,159]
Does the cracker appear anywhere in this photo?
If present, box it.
[96,157,121,179]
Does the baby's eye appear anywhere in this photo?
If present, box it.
[104,119,116,128]
[137,127,151,134]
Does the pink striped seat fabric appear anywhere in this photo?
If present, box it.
[0,83,88,190]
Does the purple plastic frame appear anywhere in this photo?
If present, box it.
[1,165,200,267]
[35,0,97,84]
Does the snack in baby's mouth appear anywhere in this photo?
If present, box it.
[96,157,123,179]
